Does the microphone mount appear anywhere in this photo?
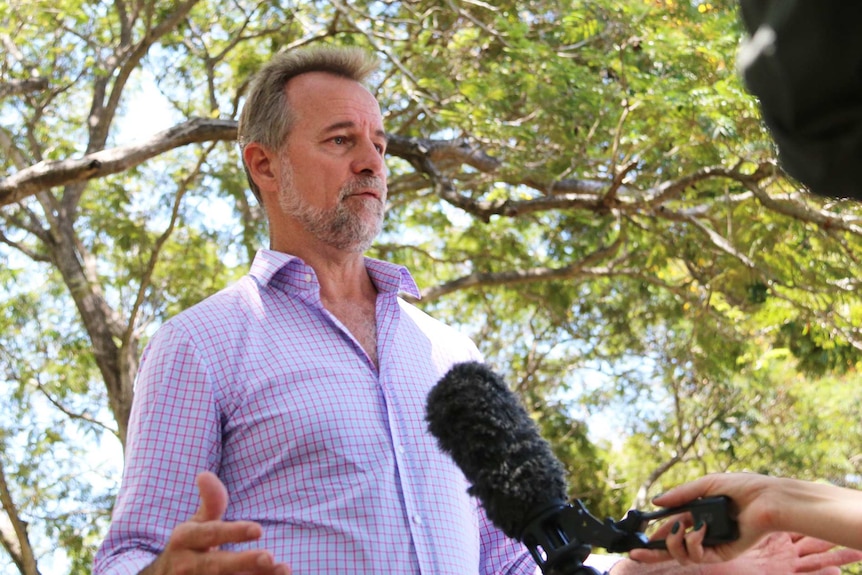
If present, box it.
[521,496,739,575]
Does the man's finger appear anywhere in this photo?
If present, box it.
[197,549,283,575]
[169,519,263,551]
[163,548,283,575]
[191,471,228,523]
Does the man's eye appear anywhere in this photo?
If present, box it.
[333,136,346,145]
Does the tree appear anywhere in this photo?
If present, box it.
[2,1,861,572]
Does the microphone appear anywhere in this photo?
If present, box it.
[425,361,600,575]
[426,361,738,575]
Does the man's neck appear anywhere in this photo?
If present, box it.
[271,238,376,303]
[314,255,377,305]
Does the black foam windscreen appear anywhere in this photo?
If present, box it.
[426,361,569,539]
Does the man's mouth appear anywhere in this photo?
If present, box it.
[343,177,386,202]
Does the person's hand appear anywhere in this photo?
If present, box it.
[627,472,862,571]
[698,532,862,575]
[140,472,291,575]
[655,529,862,574]
[629,472,780,564]
[615,533,862,574]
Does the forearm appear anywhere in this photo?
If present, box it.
[769,478,862,551]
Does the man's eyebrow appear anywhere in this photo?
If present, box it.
[322,121,388,143]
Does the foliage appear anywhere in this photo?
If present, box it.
[2,0,862,573]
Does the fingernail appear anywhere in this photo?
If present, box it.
[257,553,274,568]
[671,521,680,534]
[694,520,704,531]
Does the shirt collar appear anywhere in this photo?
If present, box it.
[249,249,421,299]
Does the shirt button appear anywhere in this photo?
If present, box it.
[412,514,423,526]
[304,273,312,282]
[397,445,406,455]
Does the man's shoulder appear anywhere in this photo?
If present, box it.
[397,299,478,348]
[141,276,265,365]
[163,275,262,332]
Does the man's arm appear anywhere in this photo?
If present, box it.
[94,326,289,575]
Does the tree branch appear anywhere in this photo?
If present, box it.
[0,78,49,99]
[416,231,625,302]
[0,463,40,575]
[745,180,862,235]
[0,123,493,206]
[35,383,118,437]
[0,118,236,206]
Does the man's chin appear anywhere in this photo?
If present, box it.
[327,227,379,253]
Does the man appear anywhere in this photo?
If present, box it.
[93,46,858,575]
[94,45,530,575]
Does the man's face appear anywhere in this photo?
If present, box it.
[274,72,388,253]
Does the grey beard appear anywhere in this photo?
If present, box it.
[278,172,386,252]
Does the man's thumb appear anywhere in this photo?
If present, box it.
[191,471,228,522]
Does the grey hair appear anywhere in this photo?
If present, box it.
[237,46,380,203]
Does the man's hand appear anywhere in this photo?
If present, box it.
[140,472,290,575]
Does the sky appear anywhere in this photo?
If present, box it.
[114,69,176,147]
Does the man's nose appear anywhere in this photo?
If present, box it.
[351,138,386,177]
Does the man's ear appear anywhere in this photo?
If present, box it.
[243,142,279,197]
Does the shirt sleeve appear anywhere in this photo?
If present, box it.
[93,322,223,575]
[475,505,534,575]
